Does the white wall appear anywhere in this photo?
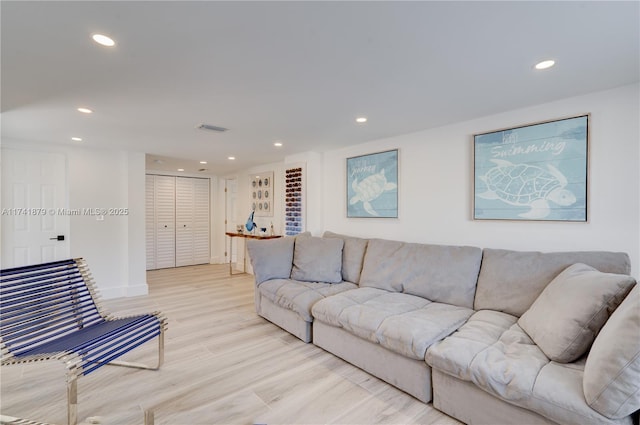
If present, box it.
[67,148,149,298]
[126,152,147,296]
[1,141,149,298]
[321,84,640,278]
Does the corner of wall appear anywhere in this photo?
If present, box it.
[127,151,149,295]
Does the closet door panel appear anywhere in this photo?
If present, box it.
[175,177,194,267]
[175,177,194,226]
[176,177,193,267]
[145,175,156,270]
[155,175,176,269]
[193,178,210,265]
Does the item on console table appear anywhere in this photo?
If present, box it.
[245,210,257,233]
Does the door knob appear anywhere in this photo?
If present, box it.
[49,235,65,241]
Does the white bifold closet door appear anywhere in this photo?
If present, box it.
[146,175,209,270]
[175,177,210,267]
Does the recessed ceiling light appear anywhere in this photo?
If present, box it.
[177,168,184,172]
[77,107,93,114]
[199,161,207,164]
[92,34,115,47]
[71,137,82,142]
[228,156,236,160]
[356,117,368,123]
[534,60,555,70]
[274,142,283,147]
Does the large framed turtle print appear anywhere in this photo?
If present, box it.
[473,114,589,222]
[347,149,398,218]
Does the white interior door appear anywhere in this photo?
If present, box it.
[225,178,238,263]
[1,149,70,268]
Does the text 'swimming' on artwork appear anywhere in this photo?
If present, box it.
[474,115,589,222]
[347,149,398,218]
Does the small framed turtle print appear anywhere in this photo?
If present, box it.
[347,149,398,218]
[473,114,589,222]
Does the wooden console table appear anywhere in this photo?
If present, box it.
[225,232,282,275]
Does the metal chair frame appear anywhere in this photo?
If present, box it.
[0,258,167,425]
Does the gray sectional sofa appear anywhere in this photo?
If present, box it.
[246,231,640,425]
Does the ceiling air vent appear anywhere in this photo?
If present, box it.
[197,123,228,132]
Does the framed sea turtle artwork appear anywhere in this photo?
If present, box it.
[347,149,398,218]
[473,114,589,222]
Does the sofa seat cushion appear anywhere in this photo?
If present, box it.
[427,310,625,425]
[258,278,357,322]
[311,287,473,360]
[529,360,631,425]
[426,310,519,381]
[428,311,549,402]
[469,322,551,403]
[583,285,640,419]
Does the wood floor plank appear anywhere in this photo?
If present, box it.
[1,264,461,424]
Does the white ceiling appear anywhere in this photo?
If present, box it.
[2,1,638,176]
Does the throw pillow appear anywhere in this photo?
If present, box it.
[518,263,636,363]
[583,285,639,419]
[246,237,295,285]
[291,236,344,283]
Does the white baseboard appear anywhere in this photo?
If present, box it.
[127,283,149,297]
[98,283,149,299]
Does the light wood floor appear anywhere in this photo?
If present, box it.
[1,264,461,425]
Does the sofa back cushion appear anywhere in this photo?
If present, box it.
[359,239,482,308]
[474,249,631,317]
[247,237,295,285]
[583,285,640,419]
[323,231,368,284]
[291,236,344,283]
